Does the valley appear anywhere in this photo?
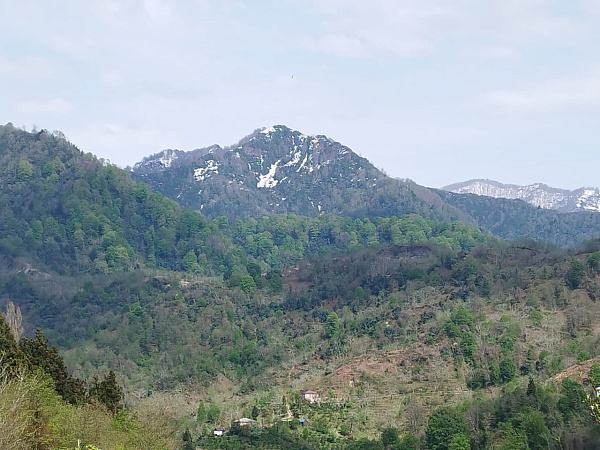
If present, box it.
[1,123,600,449]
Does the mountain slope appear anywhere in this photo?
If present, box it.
[0,124,242,275]
[436,189,600,248]
[131,125,600,247]
[443,179,600,213]
[131,125,468,223]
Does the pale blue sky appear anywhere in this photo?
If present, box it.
[1,0,599,189]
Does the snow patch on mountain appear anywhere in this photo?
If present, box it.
[443,179,600,213]
[194,160,219,181]
[133,149,181,171]
[257,160,281,188]
[297,154,309,172]
[159,150,178,168]
[284,150,302,167]
[260,126,277,135]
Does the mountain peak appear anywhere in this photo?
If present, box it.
[130,124,393,218]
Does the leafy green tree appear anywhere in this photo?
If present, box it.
[16,159,33,181]
[0,314,28,374]
[197,402,207,423]
[246,262,262,283]
[450,306,474,330]
[499,358,516,384]
[324,311,340,339]
[518,409,549,450]
[425,407,468,450]
[589,362,600,386]
[565,259,586,289]
[587,252,600,273]
[381,427,399,449]
[240,275,256,293]
[396,434,420,450]
[182,249,199,272]
[557,378,585,419]
[498,424,529,450]
[528,310,543,327]
[459,331,477,361]
[206,404,220,423]
[448,433,470,450]
[268,271,283,293]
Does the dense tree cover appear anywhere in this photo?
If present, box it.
[437,189,600,248]
[3,233,599,395]
[0,124,241,275]
[4,124,600,447]
[20,329,87,405]
[0,124,493,281]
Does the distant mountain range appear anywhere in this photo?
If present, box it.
[443,179,600,213]
[130,125,600,247]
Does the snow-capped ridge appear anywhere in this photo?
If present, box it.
[443,179,600,213]
[134,149,182,171]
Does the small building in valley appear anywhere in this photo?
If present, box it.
[231,417,256,429]
[213,427,225,437]
[300,389,319,403]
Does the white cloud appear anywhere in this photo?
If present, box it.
[0,55,58,78]
[472,72,600,112]
[49,35,92,55]
[68,122,174,167]
[301,0,463,58]
[17,99,75,115]
[93,0,176,26]
[317,34,369,58]
[100,70,123,87]
[486,0,581,43]
[141,0,176,26]
[465,46,521,61]
[297,0,591,60]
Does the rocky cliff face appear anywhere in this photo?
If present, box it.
[130,125,453,221]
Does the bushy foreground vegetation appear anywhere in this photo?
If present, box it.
[0,312,176,449]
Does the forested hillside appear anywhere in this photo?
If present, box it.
[437,189,600,248]
[2,124,600,449]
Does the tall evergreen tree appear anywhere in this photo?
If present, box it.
[0,314,28,374]
[20,329,86,405]
[89,370,123,414]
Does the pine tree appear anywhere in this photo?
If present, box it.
[0,314,28,374]
[89,370,123,414]
[20,329,86,405]
[527,376,537,397]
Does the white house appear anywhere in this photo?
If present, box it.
[300,389,319,403]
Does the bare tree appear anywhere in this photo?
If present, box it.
[403,399,427,435]
[5,301,24,342]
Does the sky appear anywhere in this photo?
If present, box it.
[1,0,599,189]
